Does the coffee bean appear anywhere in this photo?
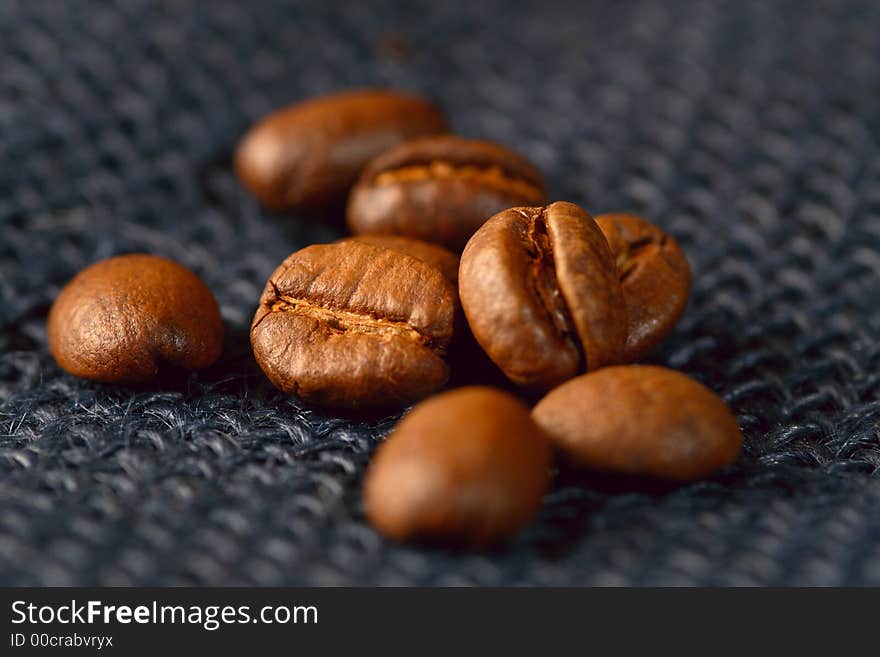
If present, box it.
[532,366,742,481]
[363,386,552,545]
[250,241,456,408]
[347,135,546,251]
[596,213,691,361]
[235,89,447,212]
[459,201,626,391]
[339,234,460,285]
[48,254,223,383]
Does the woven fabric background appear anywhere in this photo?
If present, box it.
[2,0,880,586]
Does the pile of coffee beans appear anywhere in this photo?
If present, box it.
[48,88,743,547]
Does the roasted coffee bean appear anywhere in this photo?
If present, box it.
[250,241,456,408]
[596,213,691,362]
[347,135,547,251]
[363,386,552,546]
[48,254,224,383]
[459,201,626,391]
[339,234,460,285]
[532,366,742,482]
[235,89,447,212]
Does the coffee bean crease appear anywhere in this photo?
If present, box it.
[267,295,437,350]
[372,162,543,198]
[525,208,579,352]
